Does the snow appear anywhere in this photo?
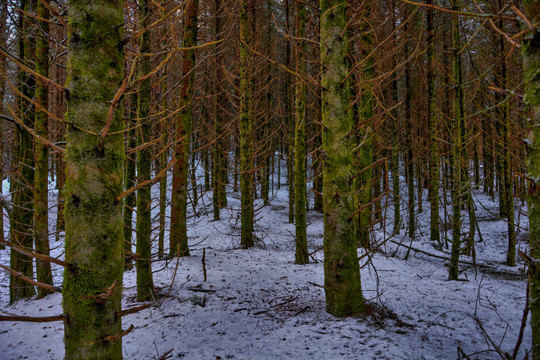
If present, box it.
[0,161,532,359]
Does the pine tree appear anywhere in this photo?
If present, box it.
[135,0,155,301]
[321,0,364,316]
[34,0,53,298]
[63,0,125,357]
[294,0,308,264]
[239,0,254,248]
[523,0,540,356]
[171,0,199,256]
[10,0,36,303]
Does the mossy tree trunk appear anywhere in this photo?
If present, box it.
[294,0,308,264]
[239,0,254,248]
[34,0,53,298]
[448,0,463,281]
[320,0,364,317]
[427,0,439,243]
[171,0,198,256]
[523,0,540,356]
[63,0,125,358]
[135,0,155,301]
[10,0,36,303]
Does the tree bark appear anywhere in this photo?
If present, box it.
[63,0,125,358]
[136,0,155,301]
[34,0,53,298]
[523,0,540,356]
[171,0,199,256]
[239,0,254,248]
[321,0,364,316]
[294,0,308,264]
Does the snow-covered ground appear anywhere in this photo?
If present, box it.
[0,161,531,359]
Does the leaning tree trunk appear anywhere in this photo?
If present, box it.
[63,0,125,358]
[321,0,364,317]
[523,0,540,357]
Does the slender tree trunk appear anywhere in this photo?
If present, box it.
[34,0,53,298]
[427,0,439,243]
[239,0,254,248]
[321,0,364,316]
[294,0,308,264]
[286,0,295,224]
[158,11,169,258]
[10,0,36,303]
[124,96,137,269]
[391,0,400,234]
[171,0,198,256]
[404,6,415,239]
[135,0,155,301]
[357,5,374,248]
[213,0,227,220]
[495,0,516,266]
[0,0,7,249]
[63,0,125,357]
[449,0,463,280]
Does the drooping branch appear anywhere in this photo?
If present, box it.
[0,240,71,267]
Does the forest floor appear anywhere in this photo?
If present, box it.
[0,167,532,359]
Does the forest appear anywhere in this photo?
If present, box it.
[0,0,539,359]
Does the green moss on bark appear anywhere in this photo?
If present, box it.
[63,1,125,358]
[523,1,540,357]
[320,0,364,316]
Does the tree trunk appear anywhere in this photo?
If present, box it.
[10,0,36,303]
[294,0,308,264]
[239,0,254,248]
[34,0,53,298]
[213,0,227,220]
[135,0,155,301]
[523,1,540,356]
[0,0,7,249]
[124,95,137,269]
[449,0,463,281]
[171,0,198,256]
[321,0,364,316]
[63,0,125,357]
[427,0,439,243]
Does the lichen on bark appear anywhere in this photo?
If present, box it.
[63,1,125,358]
[320,0,364,317]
